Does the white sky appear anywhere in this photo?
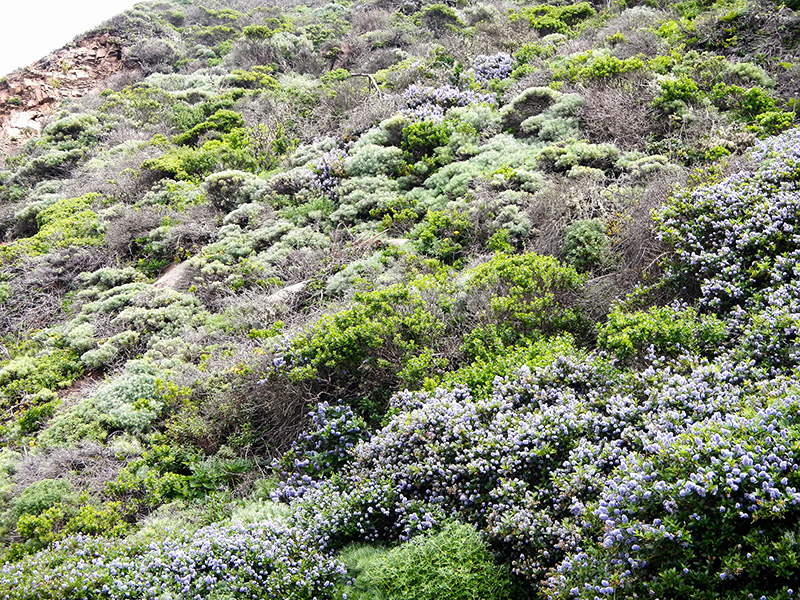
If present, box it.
[0,0,142,77]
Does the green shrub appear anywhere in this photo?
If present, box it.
[1,195,103,260]
[413,210,474,264]
[143,127,257,182]
[38,361,167,446]
[511,2,595,34]
[346,145,405,178]
[597,303,728,361]
[354,523,512,600]
[652,74,702,114]
[419,4,465,32]
[202,169,269,212]
[536,140,620,174]
[0,349,82,404]
[11,479,75,518]
[401,121,452,163]
[464,252,587,345]
[563,218,611,272]
[43,114,102,144]
[173,109,246,146]
[436,334,578,396]
[16,390,60,434]
[500,86,561,132]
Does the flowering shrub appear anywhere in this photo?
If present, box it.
[290,349,800,599]
[472,53,513,84]
[310,148,349,198]
[0,521,347,599]
[655,128,800,367]
[273,402,369,501]
[403,85,495,121]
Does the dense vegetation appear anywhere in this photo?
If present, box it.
[0,0,798,597]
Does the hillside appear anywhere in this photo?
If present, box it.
[0,0,799,598]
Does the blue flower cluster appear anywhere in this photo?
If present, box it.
[286,348,800,598]
[311,148,349,198]
[472,53,513,83]
[655,128,800,369]
[272,401,369,501]
[0,521,347,600]
[403,84,495,120]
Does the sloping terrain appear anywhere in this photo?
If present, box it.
[0,0,799,598]
[0,33,127,154]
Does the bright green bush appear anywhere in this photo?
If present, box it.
[511,2,595,34]
[1,195,103,261]
[651,73,702,114]
[263,279,453,414]
[597,303,728,361]
[464,252,587,344]
[401,121,452,163]
[354,523,512,600]
[173,109,246,146]
[0,350,82,404]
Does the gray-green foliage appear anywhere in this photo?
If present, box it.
[203,170,269,212]
[38,361,165,446]
[345,145,404,177]
[50,268,208,368]
[9,479,75,519]
[520,91,583,140]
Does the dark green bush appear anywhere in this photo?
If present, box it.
[419,4,465,32]
[563,218,611,272]
[414,210,474,264]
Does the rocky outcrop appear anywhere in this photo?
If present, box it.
[0,33,127,154]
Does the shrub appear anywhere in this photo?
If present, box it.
[354,523,512,600]
[10,479,75,519]
[0,521,348,600]
[500,86,562,132]
[202,169,269,212]
[651,74,702,115]
[511,2,595,34]
[345,145,405,178]
[0,349,83,404]
[272,281,450,410]
[562,218,611,272]
[536,140,620,174]
[597,303,728,362]
[173,109,246,146]
[413,209,474,264]
[464,252,587,345]
[472,53,513,84]
[1,195,103,261]
[401,120,452,162]
[419,4,465,33]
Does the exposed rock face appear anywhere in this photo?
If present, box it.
[0,33,126,154]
